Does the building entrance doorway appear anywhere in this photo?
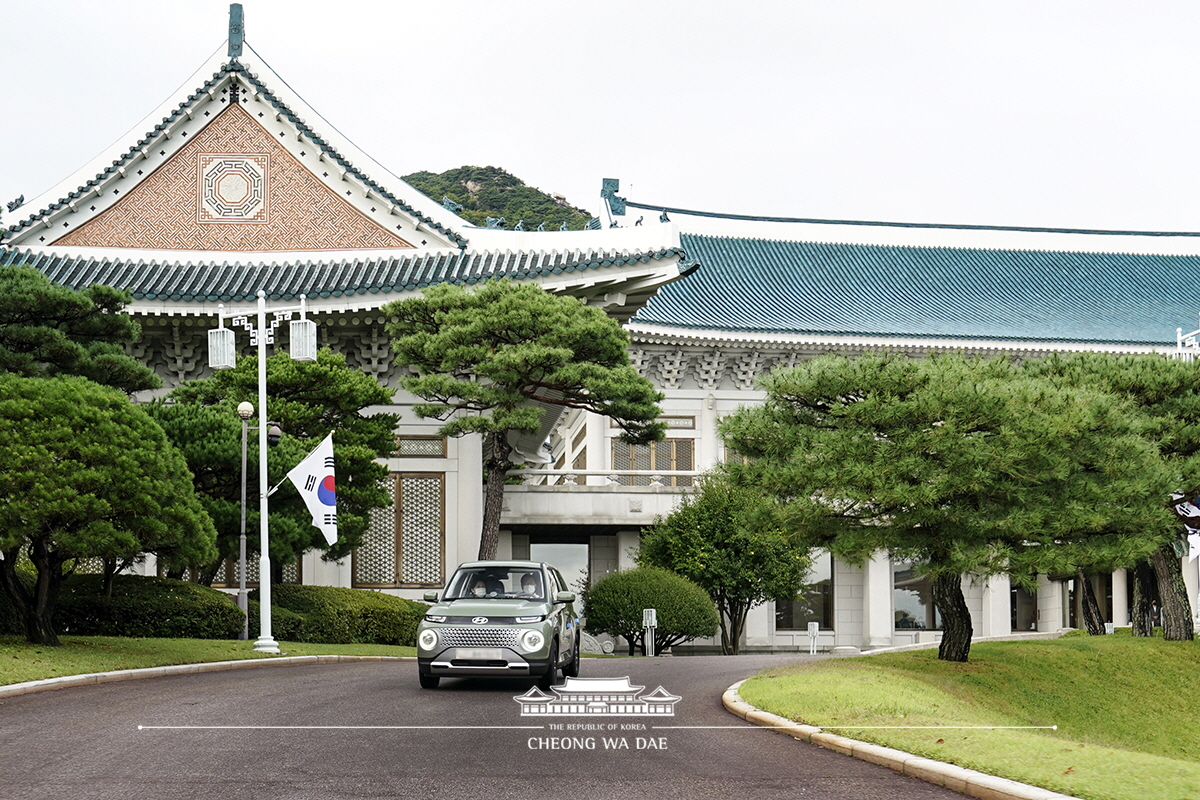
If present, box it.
[530,542,589,599]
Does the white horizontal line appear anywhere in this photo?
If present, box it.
[653,725,1058,731]
[821,725,1059,730]
[138,725,545,730]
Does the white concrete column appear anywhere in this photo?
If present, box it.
[744,603,771,649]
[861,551,894,648]
[1037,575,1062,632]
[617,530,641,570]
[1182,556,1200,623]
[1111,568,1129,626]
[585,412,607,486]
[978,574,1011,638]
[698,392,721,472]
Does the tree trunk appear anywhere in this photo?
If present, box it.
[102,558,119,600]
[0,546,32,635]
[717,600,748,655]
[931,571,972,662]
[478,432,514,561]
[1151,541,1195,642]
[197,559,222,587]
[1076,569,1107,635]
[25,537,64,646]
[1130,561,1154,637]
[716,608,733,654]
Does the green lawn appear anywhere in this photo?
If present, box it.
[0,636,415,686]
[739,630,1200,800]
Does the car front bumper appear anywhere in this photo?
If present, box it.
[418,647,550,677]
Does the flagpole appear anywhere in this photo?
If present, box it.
[253,289,280,654]
[209,289,314,653]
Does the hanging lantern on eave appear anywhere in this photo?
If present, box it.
[290,318,317,361]
[208,326,237,369]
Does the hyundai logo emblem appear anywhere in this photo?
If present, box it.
[472,617,489,625]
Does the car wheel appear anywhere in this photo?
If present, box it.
[537,642,559,690]
[562,635,580,678]
[419,673,440,689]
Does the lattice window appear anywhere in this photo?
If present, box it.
[355,476,398,586]
[611,439,694,486]
[397,436,447,457]
[399,474,444,585]
[353,473,444,587]
[209,554,300,588]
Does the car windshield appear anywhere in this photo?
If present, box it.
[445,568,546,601]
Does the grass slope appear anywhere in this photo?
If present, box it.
[739,630,1200,800]
[0,636,415,686]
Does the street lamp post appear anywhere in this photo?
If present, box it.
[210,290,317,653]
[236,401,283,641]
[237,401,253,640]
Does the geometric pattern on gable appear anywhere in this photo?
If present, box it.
[52,104,413,251]
[199,154,268,223]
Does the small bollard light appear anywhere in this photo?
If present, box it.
[807,621,820,655]
[643,608,658,657]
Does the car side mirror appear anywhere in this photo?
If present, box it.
[423,591,440,602]
[555,591,576,604]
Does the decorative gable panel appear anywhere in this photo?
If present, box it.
[52,104,413,251]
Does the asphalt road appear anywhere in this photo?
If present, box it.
[0,654,965,800]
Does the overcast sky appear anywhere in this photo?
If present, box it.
[4,1,1200,233]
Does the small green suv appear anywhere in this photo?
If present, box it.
[417,561,581,690]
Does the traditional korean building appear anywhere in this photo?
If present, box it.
[514,677,680,716]
[4,6,1198,652]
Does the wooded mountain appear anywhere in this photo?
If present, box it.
[402,166,594,231]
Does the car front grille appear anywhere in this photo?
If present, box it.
[439,627,521,648]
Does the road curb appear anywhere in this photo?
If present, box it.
[0,654,415,700]
[722,680,1077,800]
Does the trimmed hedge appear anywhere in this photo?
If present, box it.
[56,575,245,639]
[0,574,427,645]
[248,585,426,646]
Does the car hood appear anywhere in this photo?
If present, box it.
[428,599,552,618]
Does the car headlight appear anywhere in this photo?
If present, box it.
[424,614,448,623]
[520,629,545,652]
[418,629,439,650]
[516,615,544,623]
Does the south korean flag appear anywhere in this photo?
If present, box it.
[287,433,338,546]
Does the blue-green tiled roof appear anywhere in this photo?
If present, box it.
[0,246,684,304]
[633,234,1191,346]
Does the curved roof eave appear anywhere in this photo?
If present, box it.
[626,323,1171,355]
[0,243,687,322]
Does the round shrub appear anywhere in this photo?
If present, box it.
[56,575,244,639]
[582,567,719,655]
